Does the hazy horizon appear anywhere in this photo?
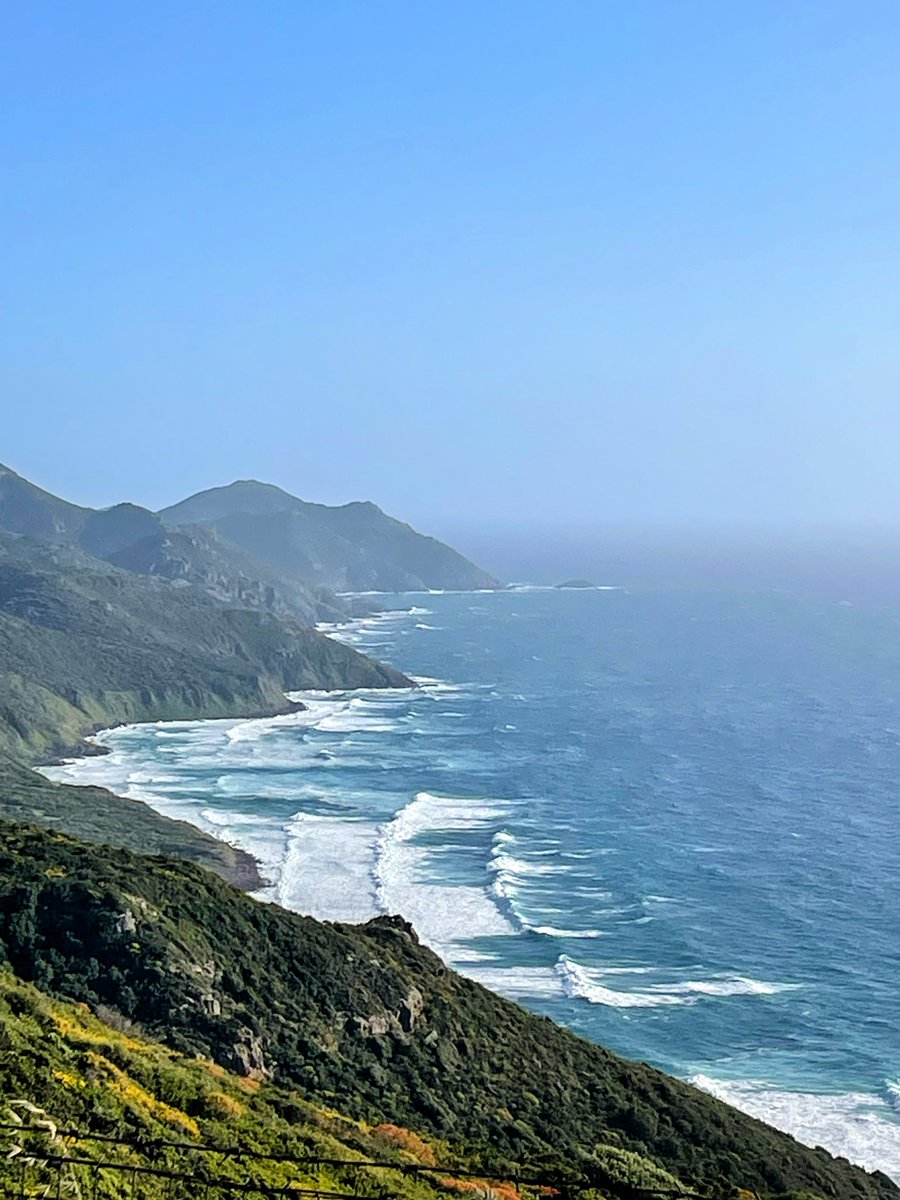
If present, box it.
[11,454,900,597]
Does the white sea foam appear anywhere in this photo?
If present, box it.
[689,1075,900,1182]
[530,926,605,939]
[374,792,516,960]
[653,977,800,998]
[488,831,597,938]
[316,606,423,647]
[263,813,381,924]
[314,710,404,733]
[490,853,567,878]
[555,957,686,1008]
[553,957,799,1009]
[200,807,276,831]
[460,964,562,997]
[490,832,566,876]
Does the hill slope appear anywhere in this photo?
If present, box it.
[160,480,502,592]
[0,468,414,883]
[0,531,408,763]
[0,465,347,624]
[0,969,692,1200]
[0,462,88,540]
[0,821,894,1200]
[0,758,260,887]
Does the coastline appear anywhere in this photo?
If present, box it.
[38,694,900,1183]
[15,600,415,890]
[36,592,900,1185]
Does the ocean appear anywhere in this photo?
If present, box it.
[43,583,900,1179]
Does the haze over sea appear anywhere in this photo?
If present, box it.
[45,543,900,1180]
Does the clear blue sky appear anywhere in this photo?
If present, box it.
[3,2,900,534]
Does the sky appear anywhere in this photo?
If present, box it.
[4,2,900,537]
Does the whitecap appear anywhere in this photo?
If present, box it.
[555,956,686,1008]
[650,978,800,998]
[489,853,568,878]
[552,959,797,1009]
[531,926,605,939]
[374,792,516,960]
[689,1075,900,1181]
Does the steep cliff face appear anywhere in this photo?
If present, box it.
[0,822,894,1200]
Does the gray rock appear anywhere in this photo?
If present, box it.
[227,1027,268,1078]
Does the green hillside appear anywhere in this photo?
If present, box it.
[0,758,260,888]
[0,530,408,762]
[0,821,893,1200]
[0,969,691,1200]
[0,527,408,882]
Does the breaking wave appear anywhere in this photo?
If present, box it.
[689,1075,900,1181]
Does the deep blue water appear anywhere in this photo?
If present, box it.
[45,586,900,1176]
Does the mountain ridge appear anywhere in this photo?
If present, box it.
[159,479,503,592]
[0,463,504,598]
[0,464,422,883]
[0,465,350,624]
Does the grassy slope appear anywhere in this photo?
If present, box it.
[0,822,894,1200]
[0,970,688,1200]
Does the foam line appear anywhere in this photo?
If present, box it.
[374,792,516,961]
[690,1075,900,1181]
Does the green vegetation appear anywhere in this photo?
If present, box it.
[0,462,893,1199]
[0,473,411,879]
[0,530,408,763]
[0,821,894,1200]
[0,759,260,888]
[0,969,697,1200]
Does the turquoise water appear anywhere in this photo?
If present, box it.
[45,587,900,1177]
